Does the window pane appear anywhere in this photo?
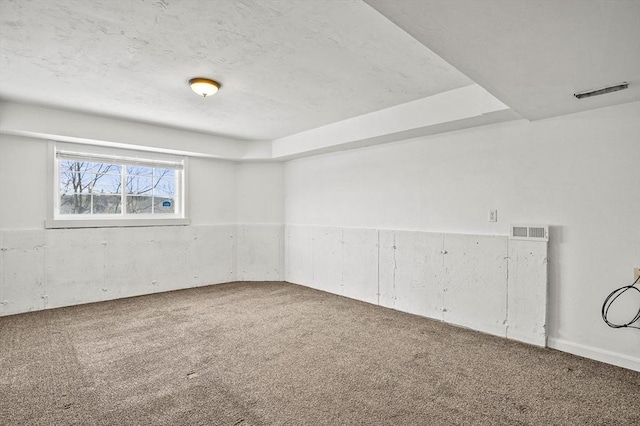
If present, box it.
[126,176,153,195]
[153,174,176,197]
[59,160,92,174]
[93,195,122,214]
[127,195,152,214]
[154,168,175,179]
[153,197,175,214]
[86,162,105,173]
[60,172,94,195]
[127,166,153,176]
[93,174,121,195]
[59,172,78,195]
[93,163,121,175]
[59,160,77,172]
[60,194,91,214]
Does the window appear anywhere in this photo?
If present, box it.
[48,144,188,228]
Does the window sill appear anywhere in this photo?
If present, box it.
[45,218,190,229]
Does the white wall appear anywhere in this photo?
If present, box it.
[0,135,48,229]
[1,100,638,370]
[236,162,284,224]
[188,157,237,226]
[0,135,239,230]
[235,163,285,281]
[0,134,284,315]
[284,102,640,370]
[0,101,247,159]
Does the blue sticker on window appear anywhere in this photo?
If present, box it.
[162,201,171,207]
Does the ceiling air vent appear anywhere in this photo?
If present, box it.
[510,225,548,241]
[574,82,628,99]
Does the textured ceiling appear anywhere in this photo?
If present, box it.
[3,0,636,143]
[366,0,640,121]
[0,0,472,140]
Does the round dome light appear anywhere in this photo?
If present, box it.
[189,78,221,97]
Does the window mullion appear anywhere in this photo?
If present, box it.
[151,168,155,214]
[90,172,94,215]
[121,167,127,216]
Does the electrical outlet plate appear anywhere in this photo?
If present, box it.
[488,210,497,222]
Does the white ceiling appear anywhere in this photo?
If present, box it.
[365,0,640,121]
[0,0,471,140]
[1,0,638,143]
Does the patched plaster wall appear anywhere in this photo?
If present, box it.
[284,101,640,371]
[0,133,285,315]
[1,101,638,372]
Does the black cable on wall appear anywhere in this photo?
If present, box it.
[601,275,640,330]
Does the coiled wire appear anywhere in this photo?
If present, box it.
[601,275,640,329]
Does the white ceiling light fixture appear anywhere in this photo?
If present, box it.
[189,78,221,97]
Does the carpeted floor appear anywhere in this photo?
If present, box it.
[1,281,638,425]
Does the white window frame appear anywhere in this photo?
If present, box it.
[46,142,189,228]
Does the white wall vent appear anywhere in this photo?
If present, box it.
[510,225,548,241]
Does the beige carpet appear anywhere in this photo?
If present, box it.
[1,281,638,425]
